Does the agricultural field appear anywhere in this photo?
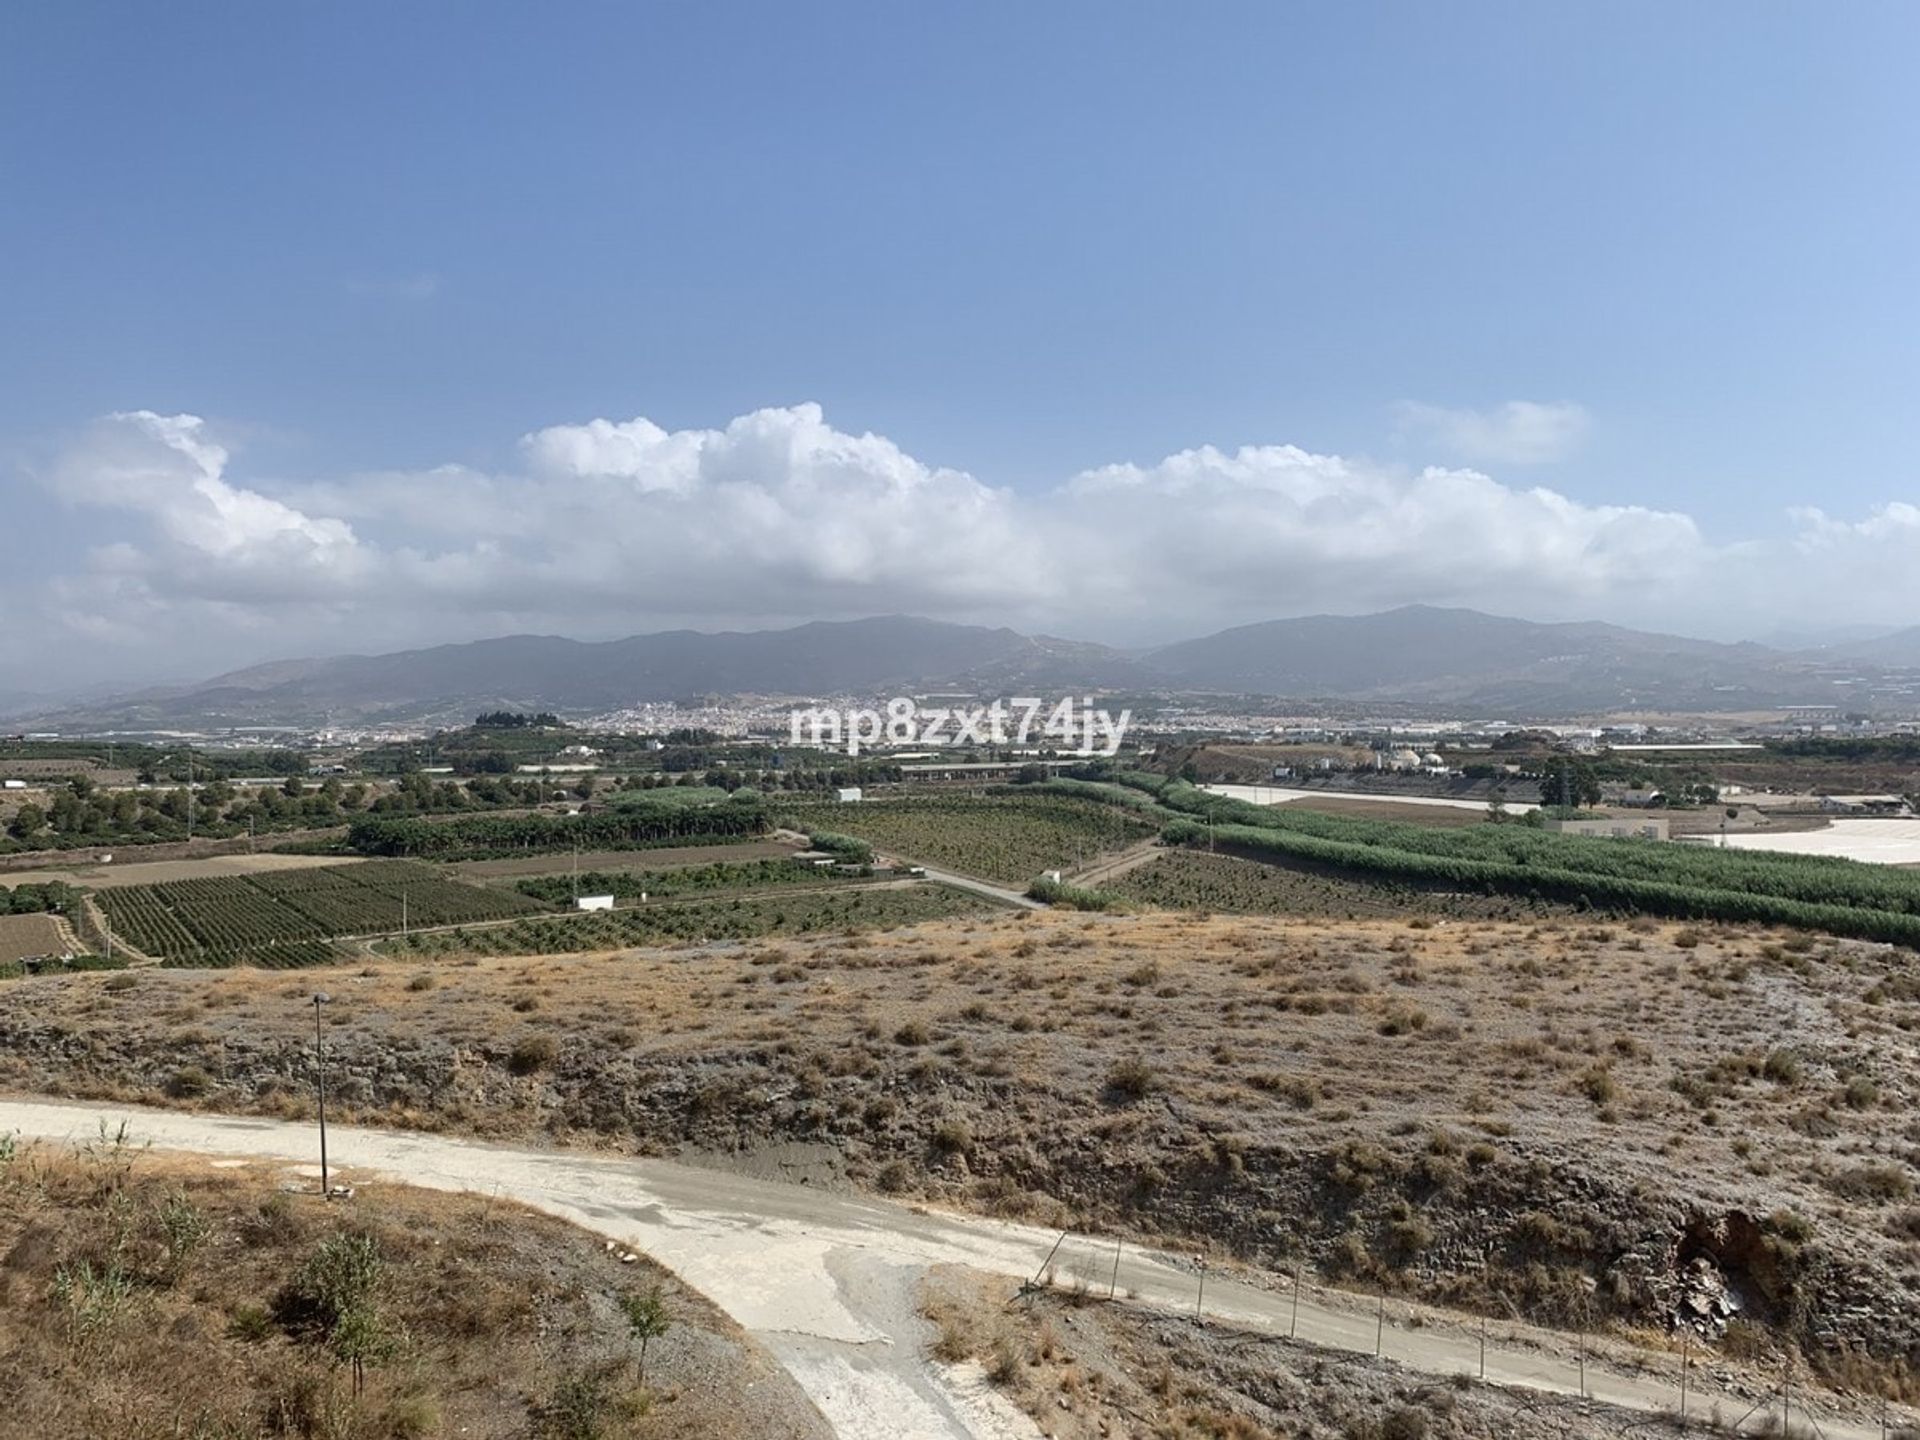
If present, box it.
[379,881,997,957]
[1128,773,1920,947]
[1105,850,1568,921]
[512,858,872,906]
[0,852,365,891]
[96,860,545,966]
[450,840,797,880]
[345,794,770,860]
[775,794,1154,887]
[0,913,72,964]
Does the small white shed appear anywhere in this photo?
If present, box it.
[575,895,616,912]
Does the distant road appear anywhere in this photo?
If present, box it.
[1,1099,1901,1440]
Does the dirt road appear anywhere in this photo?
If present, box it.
[1,1098,1899,1440]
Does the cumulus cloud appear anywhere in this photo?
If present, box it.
[23,400,1920,680]
[1394,399,1591,465]
[1064,442,1703,628]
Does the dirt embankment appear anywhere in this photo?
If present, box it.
[3,910,1916,1398]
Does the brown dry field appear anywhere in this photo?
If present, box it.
[0,912,69,963]
[0,852,365,890]
[0,1149,827,1440]
[4,907,1919,1396]
[448,840,798,880]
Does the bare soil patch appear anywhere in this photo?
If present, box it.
[0,913,70,963]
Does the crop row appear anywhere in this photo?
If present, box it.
[512,859,866,905]
[98,862,544,961]
[1169,818,1920,947]
[345,796,769,859]
[1126,773,1920,917]
[382,883,997,958]
[774,794,1154,887]
[1105,850,1558,921]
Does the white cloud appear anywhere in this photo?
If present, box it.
[24,400,1920,680]
[1394,399,1591,465]
[1061,442,1705,631]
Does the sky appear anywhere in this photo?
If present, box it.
[4,2,1919,693]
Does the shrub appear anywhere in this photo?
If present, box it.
[508,1034,559,1075]
[931,1117,973,1156]
[277,1232,383,1339]
[227,1302,274,1342]
[894,1020,931,1047]
[1825,1165,1914,1204]
[1843,1075,1880,1110]
[1104,1058,1159,1102]
[166,1065,213,1099]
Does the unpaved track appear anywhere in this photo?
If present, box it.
[1067,839,1162,887]
[900,865,1040,910]
[0,1098,1900,1440]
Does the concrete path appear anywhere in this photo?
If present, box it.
[0,1098,1901,1440]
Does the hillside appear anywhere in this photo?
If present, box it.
[1141,604,1838,711]
[22,606,1904,730]
[34,617,1148,729]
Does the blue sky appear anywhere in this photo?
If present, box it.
[4,2,1919,688]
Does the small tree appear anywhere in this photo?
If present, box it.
[620,1285,672,1387]
[331,1300,396,1396]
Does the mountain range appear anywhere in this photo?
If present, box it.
[20,607,1917,731]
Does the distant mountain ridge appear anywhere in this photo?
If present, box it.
[23,606,1904,729]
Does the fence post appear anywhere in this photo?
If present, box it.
[1375,1289,1385,1357]
[1108,1235,1121,1301]
[1290,1263,1301,1339]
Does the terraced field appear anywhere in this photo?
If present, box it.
[776,794,1153,887]
[380,881,999,957]
[97,860,544,966]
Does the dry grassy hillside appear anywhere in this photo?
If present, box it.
[4,908,1918,1398]
[0,1141,828,1440]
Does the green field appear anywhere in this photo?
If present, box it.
[345,795,768,860]
[512,858,869,906]
[775,794,1154,887]
[97,860,545,965]
[1122,773,1920,945]
[380,881,998,957]
[1105,850,1563,921]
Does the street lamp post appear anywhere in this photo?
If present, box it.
[312,992,332,1196]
